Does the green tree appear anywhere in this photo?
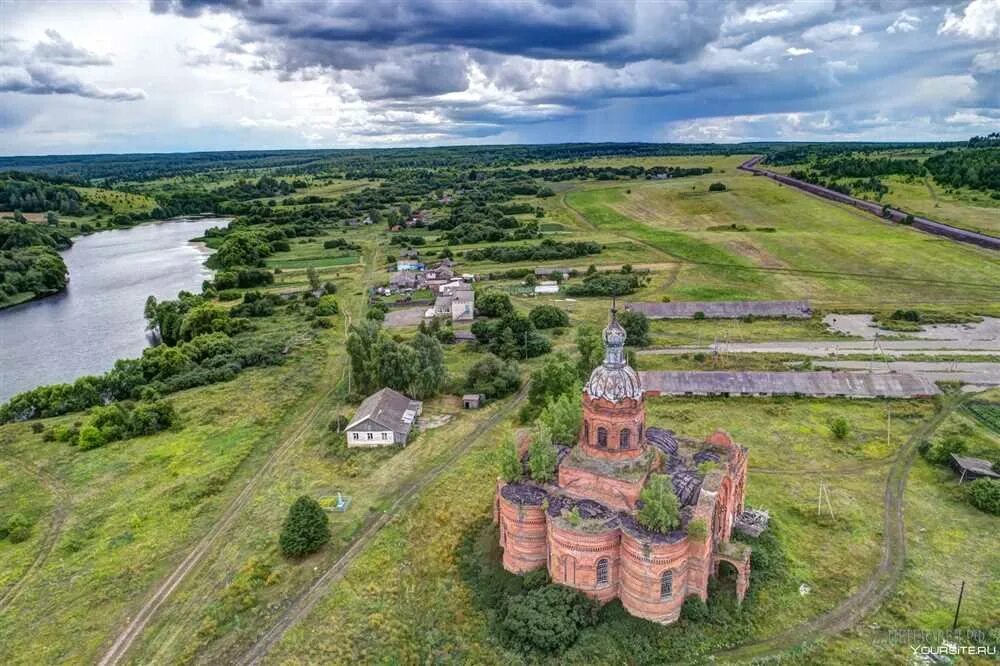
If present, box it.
[617,310,650,347]
[408,333,445,399]
[540,392,582,445]
[501,585,597,653]
[279,495,330,558]
[466,354,521,399]
[377,338,418,394]
[314,295,339,316]
[638,474,680,533]
[6,513,31,543]
[346,320,383,395]
[46,210,59,225]
[529,304,570,329]
[575,324,602,380]
[179,302,228,341]
[527,353,577,418]
[528,422,557,482]
[499,429,522,482]
[306,266,321,292]
[476,290,514,317]
[77,423,107,451]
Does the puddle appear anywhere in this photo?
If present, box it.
[824,314,1000,342]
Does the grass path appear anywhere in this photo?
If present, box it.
[717,392,968,662]
[0,459,69,613]
[236,381,530,665]
[97,243,377,666]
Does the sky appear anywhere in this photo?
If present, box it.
[0,0,998,155]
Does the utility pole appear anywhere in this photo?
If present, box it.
[952,580,965,632]
[887,405,891,448]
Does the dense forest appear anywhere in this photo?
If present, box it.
[0,172,87,214]
[0,222,71,305]
[924,149,1000,193]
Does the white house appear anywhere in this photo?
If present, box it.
[345,388,422,447]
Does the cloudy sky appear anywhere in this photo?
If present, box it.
[1,0,998,155]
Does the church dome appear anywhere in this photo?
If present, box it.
[585,309,643,402]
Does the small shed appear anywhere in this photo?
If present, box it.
[463,394,484,409]
[950,454,1000,483]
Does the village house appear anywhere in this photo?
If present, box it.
[345,388,422,448]
[495,309,753,624]
[396,259,425,272]
[433,288,475,322]
[389,270,420,292]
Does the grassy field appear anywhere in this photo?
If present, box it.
[562,170,1000,311]
[261,396,972,664]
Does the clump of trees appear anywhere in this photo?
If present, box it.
[465,354,521,400]
[617,310,650,347]
[0,221,72,304]
[637,474,680,533]
[76,400,176,451]
[471,312,551,360]
[500,585,598,653]
[564,271,643,297]
[279,495,330,558]
[345,321,446,399]
[464,239,601,263]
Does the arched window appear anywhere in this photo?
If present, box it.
[660,570,673,599]
[620,429,630,450]
[596,558,609,586]
[597,427,608,448]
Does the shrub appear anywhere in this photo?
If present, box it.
[829,416,849,440]
[500,585,597,653]
[693,311,706,320]
[921,434,967,465]
[6,513,32,543]
[529,304,569,329]
[466,354,521,399]
[279,495,330,558]
[686,517,708,540]
[681,595,710,622]
[499,430,522,482]
[708,182,727,192]
[966,478,1000,515]
[637,474,680,533]
[314,295,339,316]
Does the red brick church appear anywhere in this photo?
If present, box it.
[494,309,751,624]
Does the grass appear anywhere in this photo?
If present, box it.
[263,396,943,664]
[561,172,1000,311]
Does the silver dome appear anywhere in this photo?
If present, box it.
[585,310,643,402]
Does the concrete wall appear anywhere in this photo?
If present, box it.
[346,429,395,447]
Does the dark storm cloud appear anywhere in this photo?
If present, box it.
[0,66,146,101]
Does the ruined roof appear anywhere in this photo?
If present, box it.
[501,483,548,506]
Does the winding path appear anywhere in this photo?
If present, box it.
[0,459,69,613]
[236,381,530,665]
[716,393,967,662]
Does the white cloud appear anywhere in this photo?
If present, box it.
[785,47,813,56]
[802,21,862,43]
[886,11,921,34]
[939,0,1000,39]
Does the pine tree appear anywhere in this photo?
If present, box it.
[279,495,330,558]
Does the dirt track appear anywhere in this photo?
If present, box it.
[0,460,68,613]
[235,381,530,665]
[716,393,966,662]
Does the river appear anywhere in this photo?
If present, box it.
[0,217,229,403]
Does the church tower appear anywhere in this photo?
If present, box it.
[579,306,646,460]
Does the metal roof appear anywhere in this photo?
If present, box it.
[347,388,422,436]
[640,371,940,398]
[626,300,812,319]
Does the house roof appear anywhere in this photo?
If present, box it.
[951,454,1000,478]
[347,388,422,436]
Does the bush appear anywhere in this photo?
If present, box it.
[500,585,598,653]
[314,295,339,316]
[708,182,727,192]
[921,434,967,466]
[528,423,557,482]
[686,517,708,540]
[681,595,710,622]
[693,311,706,320]
[529,304,569,329]
[279,495,330,558]
[499,430,522,482]
[6,513,32,543]
[829,416,849,440]
[966,478,1000,515]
